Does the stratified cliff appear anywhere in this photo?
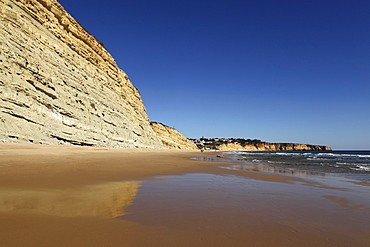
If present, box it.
[217,142,332,151]
[0,0,332,150]
[0,0,164,147]
[150,122,198,150]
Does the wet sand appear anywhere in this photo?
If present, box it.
[0,143,369,246]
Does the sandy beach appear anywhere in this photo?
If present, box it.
[0,143,369,247]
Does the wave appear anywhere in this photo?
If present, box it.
[350,165,370,171]
[228,150,370,179]
[238,152,370,160]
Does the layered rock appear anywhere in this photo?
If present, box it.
[150,122,198,150]
[217,142,332,151]
[0,0,163,147]
[216,143,246,151]
[0,0,333,150]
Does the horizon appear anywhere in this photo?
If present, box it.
[57,0,370,150]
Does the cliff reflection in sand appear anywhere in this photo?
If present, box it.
[0,181,141,218]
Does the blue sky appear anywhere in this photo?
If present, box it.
[57,0,370,150]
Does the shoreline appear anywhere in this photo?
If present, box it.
[221,150,370,184]
[0,143,369,246]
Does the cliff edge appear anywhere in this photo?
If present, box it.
[217,142,332,151]
[0,0,332,150]
[0,0,165,147]
[150,122,197,150]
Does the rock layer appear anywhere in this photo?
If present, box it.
[150,122,197,150]
[217,142,332,151]
[0,0,163,147]
[0,0,332,150]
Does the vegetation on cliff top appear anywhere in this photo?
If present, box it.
[189,137,331,151]
[189,137,263,149]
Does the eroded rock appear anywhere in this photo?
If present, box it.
[0,0,162,147]
[150,122,198,150]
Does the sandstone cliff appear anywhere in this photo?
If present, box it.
[150,122,197,150]
[0,0,332,150]
[0,0,165,147]
[217,142,332,151]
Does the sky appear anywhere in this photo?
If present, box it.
[57,0,370,150]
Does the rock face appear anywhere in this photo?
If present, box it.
[0,0,332,150]
[0,0,165,147]
[150,122,198,150]
[217,142,332,151]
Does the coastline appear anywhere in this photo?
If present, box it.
[0,143,369,246]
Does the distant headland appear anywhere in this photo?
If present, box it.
[190,137,332,151]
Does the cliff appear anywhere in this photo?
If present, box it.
[150,122,198,150]
[217,142,332,151]
[0,0,332,150]
[0,0,164,147]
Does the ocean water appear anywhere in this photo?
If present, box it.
[224,150,370,181]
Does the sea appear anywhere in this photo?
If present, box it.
[222,150,370,182]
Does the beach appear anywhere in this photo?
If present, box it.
[0,143,369,246]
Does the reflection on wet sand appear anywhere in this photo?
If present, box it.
[221,164,326,177]
[0,181,141,218]
[323,195,370,211]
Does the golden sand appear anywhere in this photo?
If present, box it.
[0,143,369,246]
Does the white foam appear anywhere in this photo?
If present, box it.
[350,165,370,171]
